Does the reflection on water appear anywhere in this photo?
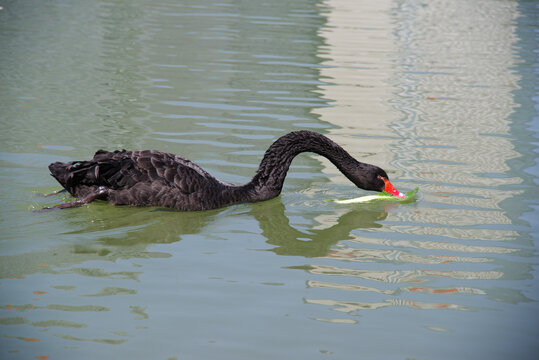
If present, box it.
[1,0,538,359]
[252,200,387,257]
[306,296,471,313]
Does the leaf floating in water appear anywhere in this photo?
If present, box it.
[335,187,419,204]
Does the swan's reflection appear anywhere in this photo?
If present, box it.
[77,198,393,259]
[249,200,388,257]
[3,198,388,279]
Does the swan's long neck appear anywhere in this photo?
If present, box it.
[240,130,366,202]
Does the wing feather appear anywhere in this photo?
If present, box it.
[50,149,225,208]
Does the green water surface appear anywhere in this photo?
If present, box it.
[1,1,538,359]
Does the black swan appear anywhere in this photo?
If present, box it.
[44,130,404,211]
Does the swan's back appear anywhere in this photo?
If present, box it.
[49,149,226,210]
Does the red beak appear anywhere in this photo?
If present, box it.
[379,176,406,199]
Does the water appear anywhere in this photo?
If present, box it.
[1,0,538,359]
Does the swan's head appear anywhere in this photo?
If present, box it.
[352,165,405,199]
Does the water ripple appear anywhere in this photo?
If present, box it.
[162,100,265,111]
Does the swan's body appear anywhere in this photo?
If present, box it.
[46,130,402,211]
